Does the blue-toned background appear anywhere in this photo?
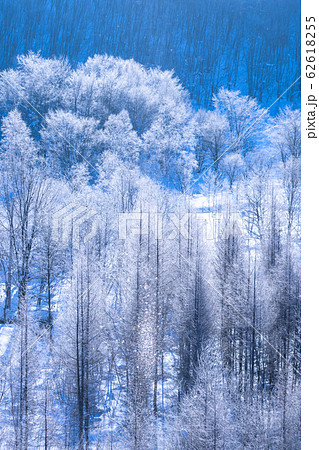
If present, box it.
[0,0,300,109]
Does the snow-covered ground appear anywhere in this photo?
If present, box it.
[0,325,14,357]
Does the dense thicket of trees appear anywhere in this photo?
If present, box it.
[0,56,300,449]
[0,0,300,109]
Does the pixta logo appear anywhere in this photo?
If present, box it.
[118,212,243,241]
[52,202,98,249]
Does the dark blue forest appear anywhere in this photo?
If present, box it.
[0,0,300,109]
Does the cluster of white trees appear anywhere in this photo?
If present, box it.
[0,55,300,449]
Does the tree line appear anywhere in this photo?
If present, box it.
[0,0,300,108]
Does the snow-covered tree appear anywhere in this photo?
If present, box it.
[40,110,100,174]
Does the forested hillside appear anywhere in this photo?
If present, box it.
[0,54,300,449]
[0,0,300,109]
